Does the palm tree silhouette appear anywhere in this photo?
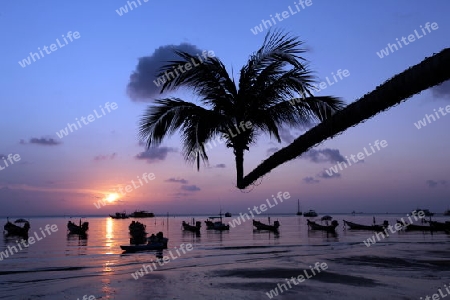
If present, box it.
[139,30,450,189]
[139,30,344,186]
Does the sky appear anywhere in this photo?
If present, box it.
[1,0,449,217]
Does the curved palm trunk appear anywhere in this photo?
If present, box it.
[237,48,450,189]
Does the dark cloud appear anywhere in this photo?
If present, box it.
[426,179,447,188]
[431,80,450,100]
[181,185,201,191]
[94,153,117,161]
[317,169,341,179]
[302,148,345,164]
[165,178,189,184]
[267,147,279,156]
[28,137,61,146]
[135,146,177,163]
[303,176,320,184]
[127,43,207,101]
[214,164,226,168]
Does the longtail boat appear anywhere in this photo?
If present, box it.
[307,220,339,232]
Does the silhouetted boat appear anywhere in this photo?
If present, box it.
[253,219,280,231]
[303,210,318,217]
[424,220,450,231]
[224,212,232,217]
[396,220,437,231]
[343,220,388,231]
[444,209,450,216]
[182,220,201,233]
[413,209,433,217]
[296,199,302,216]
[110,212,129,219]
[307,219,339,232]
[129,210,155,218]
[67,219,89,234]
[205,212,229,231]
[4,218,30,237]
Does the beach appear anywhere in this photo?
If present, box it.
[1,215,449,299]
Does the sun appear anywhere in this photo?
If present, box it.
[106,193,119,203]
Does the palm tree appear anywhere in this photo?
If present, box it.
[139,30,344,186]
[238,48,450,189]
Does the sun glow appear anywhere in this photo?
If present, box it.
[106,193,119,203]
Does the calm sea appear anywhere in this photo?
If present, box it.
[1,215,449,300]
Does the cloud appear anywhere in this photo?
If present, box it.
[181,185,200,191]
[302,148,345,164]
[426,179,447,188]
[431,80,450,100]
[165,178,189,184]
[317,169,341,179]
[135,146,177,163]
[27,137,61,146]
[303,176,320,184]
[267,147,279,156]
[279,127,295,144]
[94,153,117,161]
[214,164,226,168]
[127,43,207,101]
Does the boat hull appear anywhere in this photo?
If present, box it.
[307,220,338,232]
[343,220,385,231]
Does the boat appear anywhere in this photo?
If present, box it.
[205,212,229,231]
[67,219,89,234]
[303,210,318,217]
[396,220,438,231]
[121,232,168,252]
[129,210,155,218]
[109,212,129,219]
[253,219,280,231]
[413,209,434,217]
[224,212,232,217]
[321,215,332,221]
[296,200,302,216]
[444,209,450,216]
[424,220,450,231]
[307,219,339,232]
[182,220,202,233]
[4,218,30,237]
[343,220,388,231]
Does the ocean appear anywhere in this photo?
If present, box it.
[1,214,449,300]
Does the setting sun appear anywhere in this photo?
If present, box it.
[105,193,119,203]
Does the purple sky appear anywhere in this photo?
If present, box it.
[1,0,449,216]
